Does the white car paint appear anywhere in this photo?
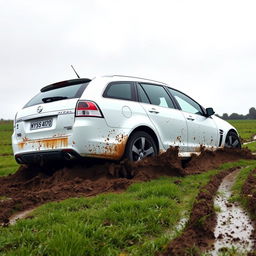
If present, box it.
[12,75,238,164]
[140,103,188,152]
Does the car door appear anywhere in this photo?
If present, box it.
[167,88,218,152]
[137,83,188,152]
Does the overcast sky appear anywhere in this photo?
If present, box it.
[0,0,255,119]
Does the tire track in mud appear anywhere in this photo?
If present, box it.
[209,169,253,255]
[0,147,254,227]
[159,166,256,256]
[242,168,256,256]
[159,168,237,256]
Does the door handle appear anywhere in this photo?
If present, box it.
[187,117,195,121]
[149,108,159,114]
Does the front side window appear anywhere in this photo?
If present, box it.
[168,88,203,115]
[140,83,175,108]
[103,82,133,101]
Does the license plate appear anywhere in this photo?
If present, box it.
[30,118,53,130]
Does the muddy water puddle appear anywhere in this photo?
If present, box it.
[243,135,256,145]
[209,169,254,255]
[9,208,35,225]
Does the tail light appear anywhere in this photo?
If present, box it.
[75,100,103,117]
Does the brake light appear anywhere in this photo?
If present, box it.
[75,100,103,117]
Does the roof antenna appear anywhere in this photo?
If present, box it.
[71,65,80,78]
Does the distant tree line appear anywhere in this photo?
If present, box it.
[217,107,256,120]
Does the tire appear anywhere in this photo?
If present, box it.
[124,131,158,161]
[224,131,241,149]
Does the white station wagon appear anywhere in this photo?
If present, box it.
[12,75,241,164]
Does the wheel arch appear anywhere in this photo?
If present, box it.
[226,128,239,139]
[227,128,238,135]
[127,125,160,154]
[224,128,241,148]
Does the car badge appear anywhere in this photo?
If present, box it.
[37,106,43,113]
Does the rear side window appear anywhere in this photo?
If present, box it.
[140,83,175,108]
[103,82,134,101]
[24,82,88,108]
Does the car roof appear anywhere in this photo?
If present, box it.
[41,75,168,92]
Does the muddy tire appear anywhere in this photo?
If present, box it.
[224,131,241,149]
[124,131,157,161]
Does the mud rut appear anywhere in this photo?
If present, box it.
[0,147,255,255]
[210,169,254,255]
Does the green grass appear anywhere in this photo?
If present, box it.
[228,120,256,142]
[0,160,254,256]
[0,121,18,176]
[230,163,256,204]
[0,120,14,131]
[0,118,256,254]
[0,119,255,255]
[203,246,248,256]
[0,121,13,150]
[0,173,213,256]
[0,156,19,176]
[243,141,256,152]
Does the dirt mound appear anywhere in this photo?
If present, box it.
[0,147,254,225]
[184,147,254,174]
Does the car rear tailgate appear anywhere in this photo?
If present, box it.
[13,98,78,152]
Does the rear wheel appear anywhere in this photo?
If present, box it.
[124,131,157,161]
[225,131,241,149]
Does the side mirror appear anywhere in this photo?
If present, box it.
[205,107,215,117]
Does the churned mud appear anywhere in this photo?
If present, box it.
[209,169,254,255]
[0,147,254,226]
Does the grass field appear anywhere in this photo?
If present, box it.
[243,141,256,152]
[0,121,18,176]
[1,160,255,256]
[228,120,256,142]
[0,119,256,255]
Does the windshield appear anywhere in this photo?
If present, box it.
[23,82,89,108]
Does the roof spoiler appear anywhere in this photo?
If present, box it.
[41,78,91,92]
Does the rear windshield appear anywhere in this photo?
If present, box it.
[23,82,89,108]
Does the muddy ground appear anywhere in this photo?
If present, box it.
[212,169,254,254]
[242,168,256,256]
[159,167,236,256]
[160,166,256,256]
[0,147,254,226]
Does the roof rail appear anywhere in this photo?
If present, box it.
[104,75,167,85]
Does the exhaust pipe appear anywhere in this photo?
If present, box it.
[63,152,75,161]
[15,156,24,164]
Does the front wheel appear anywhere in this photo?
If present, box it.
[124,131,157,161]
[224,131,241,149]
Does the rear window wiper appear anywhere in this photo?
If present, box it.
[42,96,68,103]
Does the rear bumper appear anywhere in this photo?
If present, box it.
[12,117,131,162]
[15,149,80,164]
